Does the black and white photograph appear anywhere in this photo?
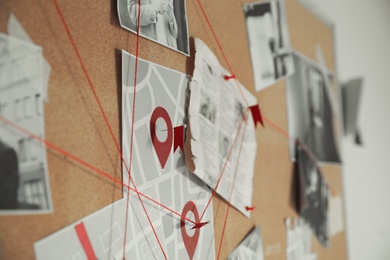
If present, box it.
[297,145,329,247]
[243,0,294,92]
[199,90,217,124]
[286,52,341,163]
[117,0,189,56]
[0,34,52,214]
[227,226,264,260]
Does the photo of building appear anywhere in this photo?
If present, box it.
[0,34,52,213]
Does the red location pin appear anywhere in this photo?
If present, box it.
[150,107,173,169]
[181,201,200,260]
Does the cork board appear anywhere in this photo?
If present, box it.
[0,0,347,259]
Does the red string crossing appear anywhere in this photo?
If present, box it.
[0,116,196,226]
[51,0,168,258]
[1,1,338,259]
[217,118,248,259]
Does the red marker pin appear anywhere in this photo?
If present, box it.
[150,107,173,169]
[181,201,200,260]
[245,206,256,212]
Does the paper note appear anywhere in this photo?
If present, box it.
[227,226,265,260]
[187,38,258,217]
[243,0,294,92]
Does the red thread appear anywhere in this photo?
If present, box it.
[198,110,249,223]
[195,0,332,191]
[74,222,97,260]
[52,1,167,258]
[117,1,166,258]
[0,116,197,227]
[217,119,247,260]
[196,0,249,108]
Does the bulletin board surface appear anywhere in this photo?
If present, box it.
[0,0,347,259]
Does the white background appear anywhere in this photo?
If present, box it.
[305,1,390,259]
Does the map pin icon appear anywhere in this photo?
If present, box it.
[150,107,173,169]
[181,201,200,260]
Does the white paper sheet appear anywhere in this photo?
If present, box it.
[188,38,258,217]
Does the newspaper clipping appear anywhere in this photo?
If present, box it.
[187,38,258,217]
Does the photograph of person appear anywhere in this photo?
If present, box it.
[297,145,329,247]
[286,52,340,163]
[118,0,189,55]
[243,0,294,92]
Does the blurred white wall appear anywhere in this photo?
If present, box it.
[304,1,390,259]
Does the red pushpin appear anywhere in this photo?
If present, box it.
[224,74,236,81]
[245,206,256,211]
[181,201,200,260]
[191,221,209,230]
[150,107,173,169]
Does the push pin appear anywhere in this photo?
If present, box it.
[191,221,209,230]
[224,74,236,81]
[245,206,256,212]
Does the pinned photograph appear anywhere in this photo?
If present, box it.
[227,226,264,260]
[0,34,52,214]
[243,0,294,92]
[117,0,189,56]
[286,52,340,163]
[297,145,329,247]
